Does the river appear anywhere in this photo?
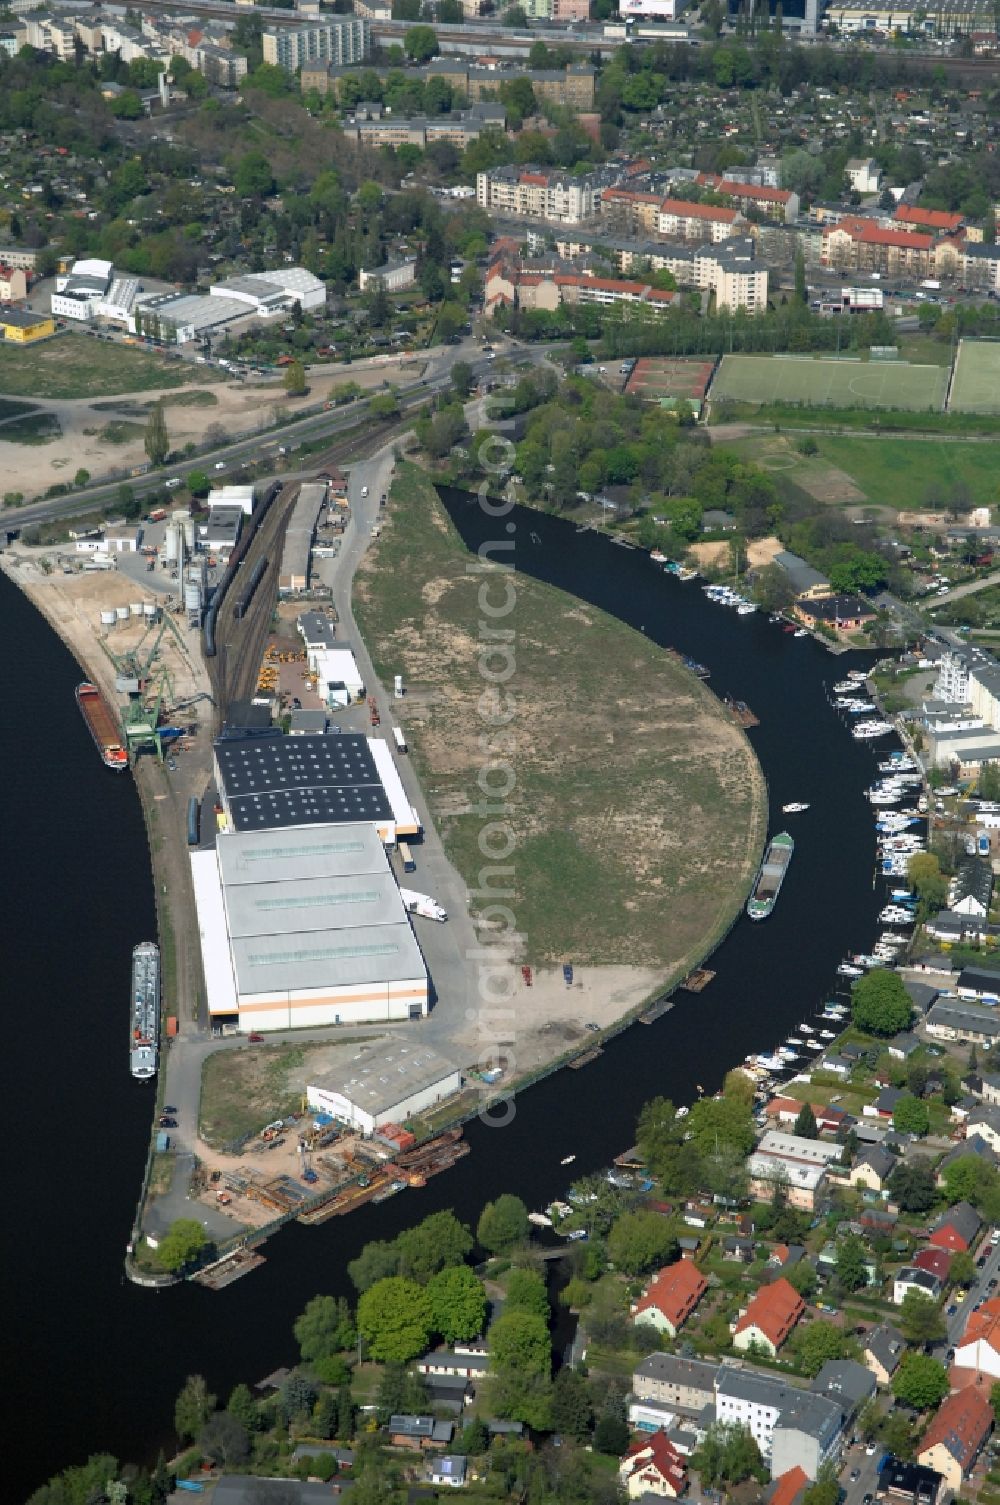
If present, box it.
[2,495,889,1501]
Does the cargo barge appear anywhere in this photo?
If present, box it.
[75,681,128,770]
[130,941,160,1081]
[747,831,794,921]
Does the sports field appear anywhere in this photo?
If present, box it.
[710,353,949,411]
[625,357,716,402]
[948,340,1000,414]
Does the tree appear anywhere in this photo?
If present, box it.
[186,470,210,499]
[898,1288,946,1349]
[802,1462,840,1505]
[234,149,274,199]
[348,1238,401,1293]
[794,1103,818,1139]
[477,1194,529,1253]
[226,1383,258,1433]
[879,1409,914,1460]
[451,360,473,399]
[404,24,439,61]
[893,1094,930,1137]
[491,1304,550,1364]
[294,1295,356,1365]
[991,1381,1000,1425]
[606,1213,679,1275]
[156,1219,206,1272]
[794,1321,858,1378]
[337,1384,354,1441]
[851,970,913,1037]
[175,1375,216,1443]
[358,1277,432,1363]
[594,1411,629,1454]
[504,1267,550,1320]
[686,1095,756,1158]
[949,1249,977,1288]
[284,360,307,398]
[396,1210,472,1282]
[144,401,169,467]
[908,851,948,910]
[786,1260,819,1301]
[892,1354,950,1410]
[73,467,91,487]
[889,1159,937,1213]
[366,279,390,328]
[426,1265,486,1344]
[550,1367,593,1441]
[278,1373,318,1425]
[836,1234,869,1292]
[794,244,807,305]
[198,1411,250,1467]
[693,1422,767,1487]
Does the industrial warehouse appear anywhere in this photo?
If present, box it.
[213,731,421,842]
[190,822,429,1030]
[306,1041,462,1136]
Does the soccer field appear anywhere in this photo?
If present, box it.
[949,340,1000,414]
[709,354,949,412]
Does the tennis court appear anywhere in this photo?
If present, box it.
[948,340,1000,414]
[709,353,949,411]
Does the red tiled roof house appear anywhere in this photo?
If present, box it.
[619,1430,689,1499]
[733,1276,805,1357]
[631,1259,708,1338]
[917,1385,992,1491]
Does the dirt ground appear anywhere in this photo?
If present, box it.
[689,535,782,571]
[0,356,424,496]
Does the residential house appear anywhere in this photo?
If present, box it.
[951,860,995,920]
[981,1074,1000,1107]
[954,1297,1000,1379]
[794,594,877,633]
[388,1416,454,1450]
[878,1457,943,1503]
[811,1360,877,1415]
[867,1086,905,1121]
[848,1145,896,1193]
[912,1247,953,1283]
[415,1350,492,1380]
[925,998,1000,1046]
[764,1097,847,1133]
[958,964,1000,1002]
[766,1467,810,1505]
[618,1430,688,1499]
[846,157,882,193]
[925,911,989,944]
[864,1323,905,1386]
[917,1385,993,1492]
[723,1236,757,1262]
[632,1259,708,1337]
[821,1053,853,1078]
[632,1354,720,1415]
[747,1131,844,1211]
[429,1455,468,1488]
[888,1032,921,1061]
[929,1201,982,1253]
[733,1277,805,1357]
[936,1136,998,1187]
[773,551,830,599]
[657,198,744,243]
[966,1106,1000,1154]
[893,1267,943,1305]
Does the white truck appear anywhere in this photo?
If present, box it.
[399,887,448,922]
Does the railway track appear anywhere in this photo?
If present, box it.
[205,410,418,726]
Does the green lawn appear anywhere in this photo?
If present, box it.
[354,465,767,970]
[950,339,1000,414]
[711,353,948,411]
[813,434,1000,509]
[0,334,220,399]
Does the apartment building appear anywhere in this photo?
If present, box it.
[822,218,935,277]
[263,17,370,71]
[477,165,622,224]
[658,198,743,243]
[343,102,505,150]
[697,173,799,224]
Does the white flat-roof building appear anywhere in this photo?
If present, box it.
[52,257,114,321]
[191,822,429,1031]
[307,1039,461,1134]
[311,647,365,707]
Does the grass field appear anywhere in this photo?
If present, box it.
[727,430,1000,511]
[949,339,1000,414]
[711,353,949,411]
[0,334,215,399]
[353,465,766,969]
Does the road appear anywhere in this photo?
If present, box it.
[928,568,1000,607]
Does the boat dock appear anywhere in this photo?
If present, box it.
[639,998,675,1024]
[191,1248,266,1289]
[681,968,715,993]
[724,696,760,729]
[568,1046,604,1069]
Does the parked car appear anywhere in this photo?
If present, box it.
[248,1032,264,1043]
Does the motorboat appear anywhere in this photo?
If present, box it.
[853,721,894,740]
[737,603,756,616]
[560,1155,576,1165]
[527,1212,553,1227]
[837,962,864,977]
[799,1024,815,1034]
[818,1029,836,1039]
[793,628,808,638]
[782,802,810,814]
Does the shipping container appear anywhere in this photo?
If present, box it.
[398,841,416,873]
[392,726,408,754]
[166,1016,179,1037]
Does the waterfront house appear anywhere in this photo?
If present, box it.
[863,1322,905,1386]
[416,1349,492,1380]
[773,550,830,599]
[917,1385,993,1492]
[925,999,1000,1046]
[793,594,877,634]
[958,965,1000,1002]
[951,859,994,920]
[820,1053,853,1077]
[632,1258,708,1337]
[747,1131,844,1211]
[733,1277,805,1356]
[929,1201,982,1253]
